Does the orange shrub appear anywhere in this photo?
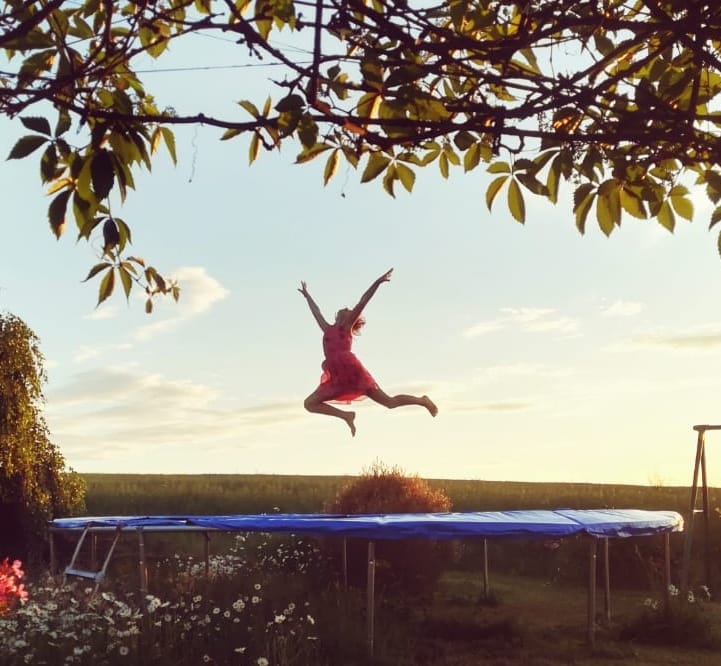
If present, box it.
[324,461,454,594]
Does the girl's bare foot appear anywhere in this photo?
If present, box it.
[344,411,357,436]
[423,396,438,417]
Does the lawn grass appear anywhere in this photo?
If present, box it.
[366,570,721,665]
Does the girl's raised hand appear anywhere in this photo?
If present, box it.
[298,281,309,296]
[379,268,393,283]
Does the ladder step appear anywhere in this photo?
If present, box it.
[64,567,104,581]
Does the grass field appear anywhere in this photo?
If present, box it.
[81,473,708,516]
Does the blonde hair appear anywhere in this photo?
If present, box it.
[351,316,366,335]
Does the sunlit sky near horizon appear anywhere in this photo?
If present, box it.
[3,25,721,489]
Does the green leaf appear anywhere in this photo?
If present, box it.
[453,131,475,151]
[487,161,511,174]
[395,162,415,193]
[593,32,614,56]
[275,94,304,113]
[70,15,94,39]
[40,144,58,183]
[238,100,260,118]
[83,262,112,282]
[249,133,261,165]
[103,218,120,252]
[222,128,242,141]
[516,172,548,196]
[361,153,391,183]
[439,153,449,179]
[118,266,133,301]
[532,150,557,171]
[382,163,396,198]
[297,114,318,149]
[464,143,481,173]
[160,128,177,165]
[597,179,621,234]
[704,170,721,198]
[709,206,721,230]
[657,200,675,232]
[670,196,694,221]
[21,116,52,136]
[507,178,526,223]
[573,184,596,234]
[295,143,331,164]
[48,190,72,239]
[7,135,48,160]
[323,149,340,186]
[115,218,132,252]
[596,194,616,236]
[485,175,508,211]
[546,156,561,204]
[620,188,647,219]
[443,146,460,166]
[145,298,154,314]
[91,149,115,200]
[97,268,115,306]
[669,184,689,197]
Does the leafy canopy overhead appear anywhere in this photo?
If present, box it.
[3,0,721,307]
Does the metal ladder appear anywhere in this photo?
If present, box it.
[680,424,721,593]
[62,525,123,594]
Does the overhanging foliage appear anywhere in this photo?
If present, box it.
[2,0,721,306]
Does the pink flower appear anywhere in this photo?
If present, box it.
[0,557,29,615]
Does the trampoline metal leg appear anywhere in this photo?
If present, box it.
[482,538,490,599]
[664,532,672,612]
[138,528,148,596]
[602,538,611,626]
[367,541,375,660]
[587,538,597,646]
[203,532,210,577]
[49,530,57,575]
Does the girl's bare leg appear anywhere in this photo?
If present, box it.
[366,387,438,417]
[304,393,356,436]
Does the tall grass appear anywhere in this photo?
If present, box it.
[81,473,710,516]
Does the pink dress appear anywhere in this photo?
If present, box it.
[315,325,378,402]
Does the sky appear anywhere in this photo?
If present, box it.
[2,22,721,488]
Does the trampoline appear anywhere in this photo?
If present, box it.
[49,508,683,651]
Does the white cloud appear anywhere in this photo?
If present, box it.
[463,307,579,338]
[462,320,505,337]
[449,400,535,413]
[630,330,721,351]
[602,323,721,352]
[499,307,555,323]
[600,300,644,318]
[84,304,120,321]
[45,366,303,464]
[474,363,571,382]
[134,266,230,340]
[73,343,133,363]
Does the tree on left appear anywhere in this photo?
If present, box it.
[0,313,86,561]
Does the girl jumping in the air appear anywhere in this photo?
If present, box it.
[299,268,438,436]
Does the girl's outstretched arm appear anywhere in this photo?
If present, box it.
[348,268,393,322]
[298,281,330,331]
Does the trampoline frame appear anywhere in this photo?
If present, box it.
[48,509,683,655]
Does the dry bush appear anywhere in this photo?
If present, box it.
[324,461,454,594]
